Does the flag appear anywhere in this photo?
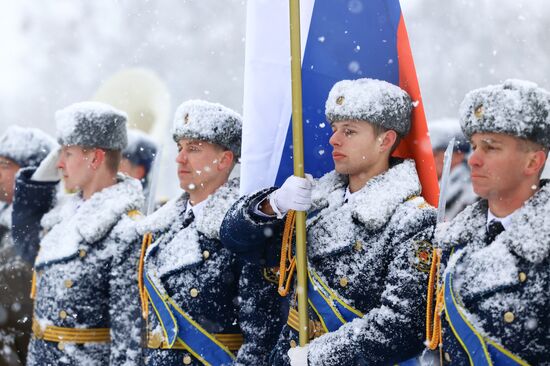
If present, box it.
[241,0,438,206]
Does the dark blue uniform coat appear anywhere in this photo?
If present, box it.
[436,180,550,365]
[138,178,282,366]
[221,160,437,365]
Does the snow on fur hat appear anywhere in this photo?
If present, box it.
[55,101,128,150]
[325,78,413,137]
[0,126,58,167]
[173,100,242,158]
[460,79,550,147]
[428,118,470,153]
[123,129,158,173]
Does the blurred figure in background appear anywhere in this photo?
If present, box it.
[429,118,477,219]
[120,129,158,191]
[0,126,57,366]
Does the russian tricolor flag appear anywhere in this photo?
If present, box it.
[241,0,438,206]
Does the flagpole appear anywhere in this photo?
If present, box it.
[288,0,309,346]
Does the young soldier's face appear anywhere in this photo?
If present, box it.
[468,133,534,200]
[57,146,95,192]
[329,120,382,176]
[175,139,227,197]
[0,157,20,203]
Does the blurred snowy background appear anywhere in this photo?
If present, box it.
[1,0,549,196]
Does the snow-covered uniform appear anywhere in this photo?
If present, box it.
[0,203,33,366]
[138,178,282,366]
[13,169,144,366]
[435,181,550,365]
[221,159,437,365]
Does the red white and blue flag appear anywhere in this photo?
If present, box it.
[240,0,438,206]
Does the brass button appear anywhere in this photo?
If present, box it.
[336,96,345,105]
[353,241,362,252]
[444,352,451,362]
[518,272,527,283]
[183,354,192,364]
[339,277,349,287]
[59,310,67,319]
[190,288,199,298]
[57,342,65,351]
[202,250,210,259]
[504,311,515,323]
[79,249,87,258]
[289,339,297,348]
[64,279,74,288]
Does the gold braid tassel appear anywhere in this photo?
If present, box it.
[278,210,297,297]
[426,248,444,350]
[30,270,37,299]
[138,233,153,319]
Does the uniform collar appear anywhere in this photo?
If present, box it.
[486,209,515,230]
[36,175,144,266]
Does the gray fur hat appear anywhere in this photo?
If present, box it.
[325,78,413,136]
[460,79,550,147]
[0,126,57,167]
[173,100,242,158]
[55,101,128,150]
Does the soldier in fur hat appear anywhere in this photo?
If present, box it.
[12,102,145,365]
[428,79,550,365]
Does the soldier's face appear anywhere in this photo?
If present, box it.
[0,157,20,203]
[468,133,537,200]
[57,146,95,192]
[175,139,228,198]
[329,120,385,177]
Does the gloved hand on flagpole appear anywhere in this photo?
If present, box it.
[288,344,309,366]
[31,147,61,182]
[267,174,313,218]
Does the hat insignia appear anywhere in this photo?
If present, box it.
[474,105,484,118]
[336,96,345,105]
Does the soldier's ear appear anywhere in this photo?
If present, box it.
[524,149,546,177]
[218,150,235,171]
[90,149,106,170]
[379,130,397,154]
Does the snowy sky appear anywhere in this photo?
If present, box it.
[0,0,549,185]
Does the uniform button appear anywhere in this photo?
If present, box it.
[518,272,527,282]
[339,277,349,287]
[57,342,65,351]
[202,250,210,259]
[183,354,192,364]
[79,249,87,258]
[289,339,297,348]
[504,311,515,323]
[444,352,451,363]
[59,310,68,319]
[64,279,74,288]
[353,241,362,252]
[190,288,199,298]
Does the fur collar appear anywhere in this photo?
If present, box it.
[35,175,143,266]
[438,180,550,264]
[307,159,422,258]
[143,178,240,279]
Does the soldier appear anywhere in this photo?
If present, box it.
[428,118,477,219]
[428,79,550,365]
[12,102,144,365]
[220,78,437,365]
[120,129,158,190]
[138,100,281,366]
[0,126,56,366]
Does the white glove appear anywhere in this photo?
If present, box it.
[269,174,313,218]
[31,148,61,182]
[288,344,309,366]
